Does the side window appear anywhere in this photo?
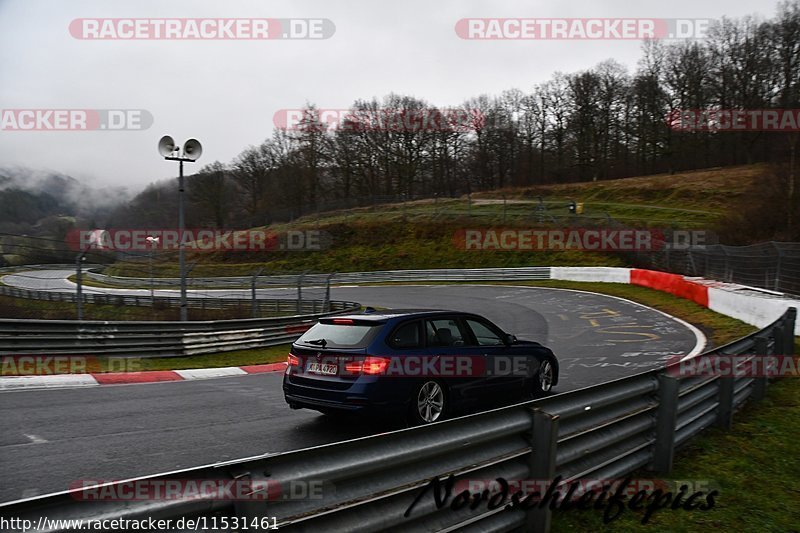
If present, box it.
[426,318,467,347]
[389,321,422,349]
[465,319,505,347]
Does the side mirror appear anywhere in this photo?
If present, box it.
[504,334,517,346]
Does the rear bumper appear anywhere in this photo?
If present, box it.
[283,374,409,414]
[284,392,387,412]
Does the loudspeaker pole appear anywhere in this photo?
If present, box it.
[178,160,187,321]
[158,135,203,322]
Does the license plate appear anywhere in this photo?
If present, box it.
[307,362,338,376]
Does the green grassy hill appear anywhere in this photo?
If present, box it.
[105,164,766,278]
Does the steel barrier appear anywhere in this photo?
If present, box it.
[0,308,794,532]
[82,266,552,288]
[0,284,336,311]
[0,300,360,357]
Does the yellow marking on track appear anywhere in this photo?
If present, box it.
[579,309,620,319]
[596,325,661,342]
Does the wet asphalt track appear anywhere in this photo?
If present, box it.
[0,273,703,502]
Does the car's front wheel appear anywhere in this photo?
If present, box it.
[408,380,446,425]
[531,359,555,397]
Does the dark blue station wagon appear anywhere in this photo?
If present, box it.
[283,310,559,424]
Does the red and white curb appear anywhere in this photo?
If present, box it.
[552,266,800,336]
[0,362,287,391]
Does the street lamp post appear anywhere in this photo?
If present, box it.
[158,135,203,321]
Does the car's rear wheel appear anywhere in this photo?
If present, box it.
[531,359,555,397]
[408,380,446,425]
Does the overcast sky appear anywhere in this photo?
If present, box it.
[0,0,785,194]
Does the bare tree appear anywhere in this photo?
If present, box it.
[189,161,229,228]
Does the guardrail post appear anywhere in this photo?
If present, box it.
[251,268,263,318]
[772,242,784,292]
[651,374,679,473]
[324,273,335,312]
[526,408,559,533]
[716,371,735,430]
[752,335,769,401]
[75,253,84,321]
[785,308,797,357]
[721,247,732,282]
[297,272,306,314]
[687,249,697,276]
[773,325,785,359]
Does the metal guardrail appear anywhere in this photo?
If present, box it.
[1,309,794,532]
[83,267,552,288]
[0,267,548,357]
[0,283,333,312]
[0,301,360,357]
[0,264,79,272]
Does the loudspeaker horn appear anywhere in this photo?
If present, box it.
[183,139,203,161]
[158,135,176,157]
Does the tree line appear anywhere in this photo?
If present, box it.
[111,2,800,229]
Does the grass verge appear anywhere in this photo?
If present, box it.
[134,344,289,371]
[551,355,800,533]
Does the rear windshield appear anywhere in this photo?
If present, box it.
[295,322,382,349]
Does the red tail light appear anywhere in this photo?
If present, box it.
[287,354,301,367]
[332,318,355,325]
[345,356,390,375]
[344,360,362,374]
[362,357,390,375]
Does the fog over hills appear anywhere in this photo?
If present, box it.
[0,166,131,228]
